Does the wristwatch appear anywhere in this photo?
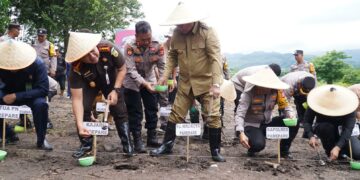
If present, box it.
[114,87,121,93]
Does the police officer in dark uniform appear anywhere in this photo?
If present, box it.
[65,31,133,158]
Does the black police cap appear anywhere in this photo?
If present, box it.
[37,28,47,35]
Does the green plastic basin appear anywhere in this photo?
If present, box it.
[283,118,298,127]
[0,150,7,161]
[78,156,95,167]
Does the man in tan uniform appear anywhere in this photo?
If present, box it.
[349,84,360,121]
[290,50,316,77]
[33,28,57,78]
[150,2,225,162]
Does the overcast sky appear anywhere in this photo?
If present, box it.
[136,0,360,54]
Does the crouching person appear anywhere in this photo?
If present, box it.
[236,68,297,158]
[0,40,52,150]
[65,32,133,158]
[304,85,360,161]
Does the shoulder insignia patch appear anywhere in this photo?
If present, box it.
[98,46,111,52]
[127,47,133,56]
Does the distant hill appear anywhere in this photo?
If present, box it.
[225,49,360,71]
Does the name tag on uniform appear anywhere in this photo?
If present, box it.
[338,124,360,136]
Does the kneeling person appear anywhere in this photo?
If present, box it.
[0,40,52,150]
[304,85,360,161]
[65,32,133,158]
[236,68,297,158]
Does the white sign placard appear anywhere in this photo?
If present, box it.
[0,105,20,119]
[266,127,289,139]
[159,107,171,117]
[19,105,32,115]
[176,123,201,136]
[338,124,360,137]
[83,122,109,135]
[96,102,106,112]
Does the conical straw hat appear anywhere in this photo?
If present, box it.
[220,79,236,101]
[307,85,359,116]
[65,32,102,63]
[0,40,36,70]
[242,68,289,90]
[161,1,208,26]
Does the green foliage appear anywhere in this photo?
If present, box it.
[12,0,144,43]
[342,68,360,85]
[312,50,351,84]
[0,0,11,34]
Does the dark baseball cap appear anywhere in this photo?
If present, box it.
[293,50,303,56]
[8,23,21,30]
[37,28,47,35]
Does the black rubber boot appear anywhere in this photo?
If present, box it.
[209,128,226,162]
[116,122,133,157]
[37,139,53,151]
[147,129,161,147]
[72,137,93,158]
[280,145,293,159]
[202,124,209,140]
[132,131,146,153]
[150,122,176,156]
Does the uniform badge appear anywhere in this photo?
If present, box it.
[111,47,119,57]
[89,81,96,88]
[127,47,133,56]
[102,57,108,62]
[99,46,111,52]
[159,45,164,56]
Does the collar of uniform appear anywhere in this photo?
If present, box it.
[191,21,200,34]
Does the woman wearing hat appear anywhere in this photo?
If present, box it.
[65,32,133,158]
[236,68,297,158]
[304,85,360,161]
[0,40,53,150]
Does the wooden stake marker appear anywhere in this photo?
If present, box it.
[266,127,289,166]
[176,123,201,162]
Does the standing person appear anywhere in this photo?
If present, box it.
[349,84,360,121]
[33,28,57,129]
[281,71,316,138]
[55,47,66,97]
[290,50,316,77]
[66,32,133,158]
[0,40,53,150]
[236,68,296,158]
[33,28,57,78]
[0,23,21,42]
[304,85,360,161]
[150,2,226,162]
[123,21,165,153]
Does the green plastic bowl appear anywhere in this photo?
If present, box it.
[167,80,174,86]
[155,85,168,92]
[78,156,95,167]
[283,118,298,127]
[14,125,25,133]
[0,150,7,161]
[350,161,360,170]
